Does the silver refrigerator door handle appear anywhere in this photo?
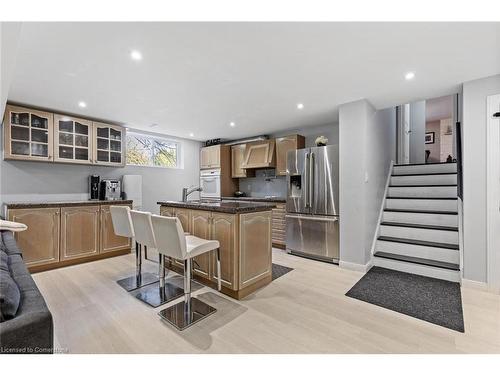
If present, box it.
[285,214,339,222]
[304,152,310,208]
[309,152,314,208]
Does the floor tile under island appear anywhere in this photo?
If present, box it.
[157,200,275,300]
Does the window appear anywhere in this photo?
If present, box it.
[126,132,181,168]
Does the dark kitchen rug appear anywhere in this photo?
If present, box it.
[345,266,464,332]
[272,263,294,281]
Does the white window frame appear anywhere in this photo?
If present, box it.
[126,131,183,169]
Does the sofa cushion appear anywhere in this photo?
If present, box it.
[0,250,9,271]
[0,230,23,256]
[0,267,21,322]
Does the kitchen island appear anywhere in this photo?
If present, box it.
[157,200,275,299]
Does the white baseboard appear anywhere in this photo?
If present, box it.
[339,259,373,273]
[462,279,500,294]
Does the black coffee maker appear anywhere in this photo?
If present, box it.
[89,175,100,200]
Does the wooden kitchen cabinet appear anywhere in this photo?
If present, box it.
[242,139,276,169]
[60,206,100,261]
[210,212,238,289]
[7,208,60,268]
[92,122,126,166]
[231,144,254,178]
[160,205,272,299]
[200,145,221,169]
[6,201,132,272]
[275,134,305,176]
[271,203,286,248]
[3,104,54,162]
[100,205,132,253]
[239,212,272,289]
[190,210,212,280]
[54,114,93,164]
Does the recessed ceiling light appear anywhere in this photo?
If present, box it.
[78,101,87,108]
[405,72,415,80]
[130,50,143,61]
[189,132,194,137]
[297,103,304,110]
[230,122,236,127]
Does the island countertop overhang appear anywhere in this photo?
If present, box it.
[157,200,276,214]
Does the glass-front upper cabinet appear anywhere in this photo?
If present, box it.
[54,114,93,164]
[92,122,125,166]
[3,105,54,161]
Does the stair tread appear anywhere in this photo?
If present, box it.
[394,161,457,167]
[389,184,457,187]
[374,251,460,271]
[391,172,457,177]
[386,196,457,200]
[377,236,459,250]
[381,222,458,231]
[384,208,458,215]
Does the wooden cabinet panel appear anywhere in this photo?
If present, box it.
[92,122,125,167]
[210,213,238,290]
[271,203,286,246]
[242,140,276,169]
[239,211,272,287]
[54,114,93,164]
[60,206,100,260]
[275,135,305,176]
[160,206,175,217]
[100,205,131,253]
[231,144,246,178]
[200,145,221,169]
[174,208,191,233]
[190,210,212,279]
[3,104,54,162]
[8,208,60,267]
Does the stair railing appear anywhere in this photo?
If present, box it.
[370,160,394,255]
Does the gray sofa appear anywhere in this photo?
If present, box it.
[0,230,53,354]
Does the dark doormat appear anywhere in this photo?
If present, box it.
[346,266,464,332]
[272,263,294,281]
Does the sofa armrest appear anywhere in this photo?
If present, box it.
[0,310,54,354]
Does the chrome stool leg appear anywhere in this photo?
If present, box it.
[158,257,216,330]
[117,241,158,292]
[132,254,183,307]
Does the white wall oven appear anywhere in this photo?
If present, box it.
[200,169,221,200]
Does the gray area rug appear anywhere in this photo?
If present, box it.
[346,266,464,332]
[272,263,294,281]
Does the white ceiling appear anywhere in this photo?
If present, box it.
[7,22,500,141]
[426,95,454,122]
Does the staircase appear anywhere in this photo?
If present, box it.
[373,162,461,282]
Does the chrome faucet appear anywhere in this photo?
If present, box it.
[182,186,203,202]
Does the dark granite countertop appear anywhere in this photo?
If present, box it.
[221,196,286,203]
[158,200,276,214]
[4,200,133,209]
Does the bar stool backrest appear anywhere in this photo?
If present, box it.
[151,215,187,261]
[110,205,134,238]
[130,210,156,248]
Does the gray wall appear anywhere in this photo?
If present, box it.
[339,99,396,267]
[238,122,339,198]
[462,74,500,282]
[0,128,201,214]
[410,100,426,164]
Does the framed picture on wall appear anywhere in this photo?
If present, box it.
[425,132,435,144]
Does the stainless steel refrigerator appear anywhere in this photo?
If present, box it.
[286,145,339,263]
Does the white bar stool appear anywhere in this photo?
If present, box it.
[129,210,184,307]
[151,214,221,330]
[110,206,158,291]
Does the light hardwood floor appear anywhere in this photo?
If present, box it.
[32,249,500,354]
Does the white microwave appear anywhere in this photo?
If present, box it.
[200,169,221,199]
